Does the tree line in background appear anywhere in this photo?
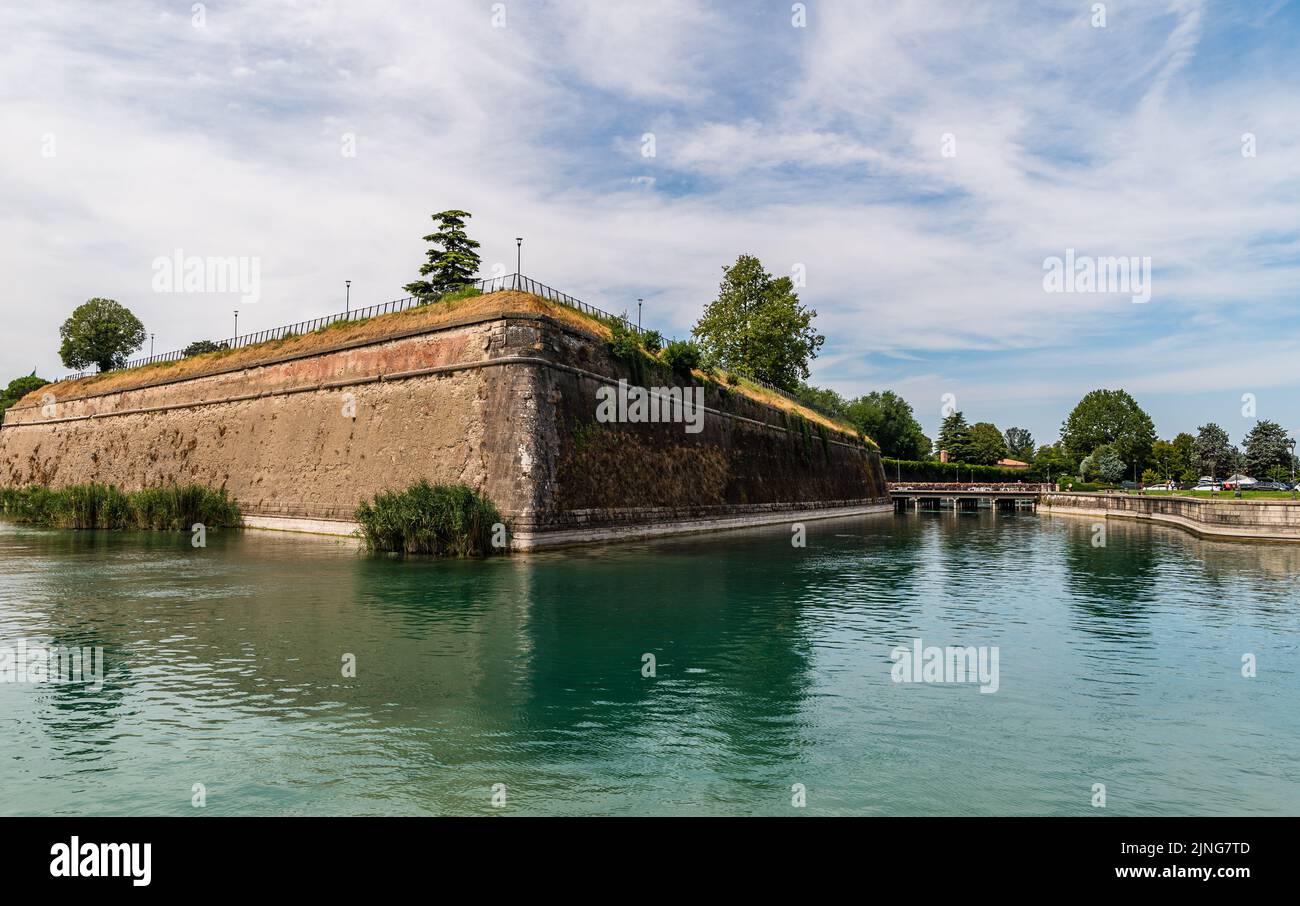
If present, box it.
[789,379,1298,486]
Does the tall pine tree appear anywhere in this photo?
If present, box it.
[937,411,974,462]
[404,210,482,298]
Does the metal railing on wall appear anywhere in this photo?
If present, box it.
[57,273,847,426]
[499,276,850,423]
[58,274,619,381]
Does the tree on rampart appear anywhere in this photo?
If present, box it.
[404,209,482,298]
[692,254,823,392]
[58,298,146,372]
[183,340,222,357]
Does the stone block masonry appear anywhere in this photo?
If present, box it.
[0,293,889,549]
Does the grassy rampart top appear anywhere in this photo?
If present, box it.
[16,290,863,441]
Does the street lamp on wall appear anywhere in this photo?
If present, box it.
[1291,439,1297,499]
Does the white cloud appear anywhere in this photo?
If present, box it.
[0,0,1297,446]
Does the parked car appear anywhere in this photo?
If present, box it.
[1250,480,1289,491]
[1192,481,1220,492]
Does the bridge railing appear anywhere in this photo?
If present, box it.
[888,482,1053,493]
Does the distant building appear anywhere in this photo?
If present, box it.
[997,458,1030,470]
[939,449,949,463]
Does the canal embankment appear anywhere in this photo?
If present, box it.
[1041,491,1300,542]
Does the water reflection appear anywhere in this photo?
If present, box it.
[2,512,1298,816]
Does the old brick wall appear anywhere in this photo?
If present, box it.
[1,300,887,539]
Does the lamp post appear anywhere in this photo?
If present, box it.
[345,280,351,314]
[637,298,643,332]
[515,237,522,281]
[149,333,154,358]
[233,310,239,342]
[1291,439,1296,499]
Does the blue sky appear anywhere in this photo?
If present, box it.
[2,0,1298,450]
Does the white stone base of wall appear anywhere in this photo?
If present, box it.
[242,514,361,538]
[241,501,896,550]
[510,501,895,550]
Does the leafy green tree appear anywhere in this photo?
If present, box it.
[917,433,934,460]
[1003,427,1035,462]
[967,422,1007,465]
[58,298,146,372]
[1077,452,1096,480]
[0,374,50,416]
[183,340,222,357]
[937,410,974,462]
[1060,388,1156,470]
[1227,445,1244,475]
[1149,439,1180,482]
[403,209,482,298]
[795,383,848,418]
[1080,444,1125,483]
[844,391,930,459]
[1171,432,1197,482]
[1242,420,1294,478]
[1098,449,1127,484]
[1032,442,1074,479]
[662,339,702,376]
[692,254,824,392]
[1193,423,1232,479]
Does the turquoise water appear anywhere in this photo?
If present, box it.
[1,511,1297,816]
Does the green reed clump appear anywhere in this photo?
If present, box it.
[0,485,60,523]
[0,483,240,531]
[354,481,503,557]
[130,484,241,531]
[60,483,134,529]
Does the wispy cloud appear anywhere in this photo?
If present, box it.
[1,0,1297,446]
